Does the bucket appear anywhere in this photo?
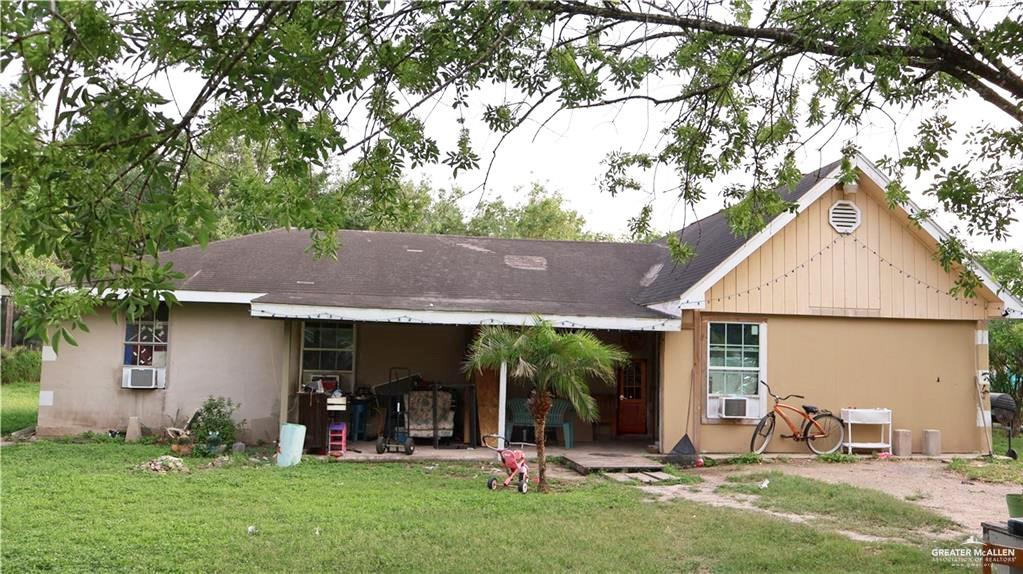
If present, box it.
[278,423,306,467]
[1007,494,1023,518]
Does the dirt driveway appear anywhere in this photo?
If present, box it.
[696,459,1017,534]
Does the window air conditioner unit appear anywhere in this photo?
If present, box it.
[719,396,750,419]
[121,367,166,390]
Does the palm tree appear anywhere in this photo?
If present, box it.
[465,317,628,491]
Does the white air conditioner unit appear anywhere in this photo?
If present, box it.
[719,396,750,419]
[121,367,166,390]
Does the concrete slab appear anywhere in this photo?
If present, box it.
[627,472,657,484]
[606,473,635,483]
[643,471,676,481]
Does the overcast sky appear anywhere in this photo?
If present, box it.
[397,83,1021,252]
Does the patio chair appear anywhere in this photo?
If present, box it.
[506,398,574,448]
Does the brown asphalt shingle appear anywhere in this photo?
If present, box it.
[163,230,672,318]
[159,159,843,317]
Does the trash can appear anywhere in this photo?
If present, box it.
[351,400,369,441]
[278,423,306,467]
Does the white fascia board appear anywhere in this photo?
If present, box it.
[171,290,265,304]
[854,154,1023,317]
[646,299,684,317]
[250,302,682,332]
[73,287,265,305]
[669,153,1023,317]
[673,163,844,309]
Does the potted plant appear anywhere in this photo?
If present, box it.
[170,434,193,456]
[1008,490,1023,518]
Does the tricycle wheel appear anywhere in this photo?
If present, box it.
[375,436,386,454]
[518,480,528,494]
[487,477,498,490]
[404,437,415,455]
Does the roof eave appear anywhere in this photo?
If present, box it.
[665,153,1023,318]
[250,301,682,331]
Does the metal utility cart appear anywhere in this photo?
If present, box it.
[371,368,419,455]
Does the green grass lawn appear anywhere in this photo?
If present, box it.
[717,470,955,539]
[1,381,39,434]
[1,441,970,573]
[948,431,1023,485]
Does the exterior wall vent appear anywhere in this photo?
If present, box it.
[828,200,861,234]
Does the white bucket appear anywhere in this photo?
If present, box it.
[277,423,306,467]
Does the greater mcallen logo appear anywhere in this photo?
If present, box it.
[931,537,1015,566]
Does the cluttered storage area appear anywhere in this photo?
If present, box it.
[285,320,482,456]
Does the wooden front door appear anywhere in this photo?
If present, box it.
[616,359,647,435]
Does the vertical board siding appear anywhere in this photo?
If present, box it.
[703,183,991,320]
[808,200,822,309]
[760,240,774,313]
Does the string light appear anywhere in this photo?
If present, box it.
[256,311,676,331]
[678,234,987,310]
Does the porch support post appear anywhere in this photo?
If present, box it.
[498,361,508,449]
[278,320,292,430]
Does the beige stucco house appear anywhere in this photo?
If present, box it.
[37,155,1023,455]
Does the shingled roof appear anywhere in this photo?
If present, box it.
[160,159,845,319]
[163,230,671,319]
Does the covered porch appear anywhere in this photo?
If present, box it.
[252,302,676,455]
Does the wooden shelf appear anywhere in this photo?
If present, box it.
[842,441,890,449]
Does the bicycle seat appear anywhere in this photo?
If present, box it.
[802,405,819,414]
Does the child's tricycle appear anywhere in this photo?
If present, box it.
[482,434,529,494]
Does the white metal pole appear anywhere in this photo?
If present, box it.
[498,361,508,449]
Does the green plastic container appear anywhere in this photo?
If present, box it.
[1007,494,1023,518]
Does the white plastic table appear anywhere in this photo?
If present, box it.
[840,408,892,454]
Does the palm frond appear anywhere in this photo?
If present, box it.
[464,316,628,422]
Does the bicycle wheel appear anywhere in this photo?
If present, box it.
[750,413,776,454]
[804,413,845,455]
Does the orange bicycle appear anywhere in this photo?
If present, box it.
[750,382,844,454]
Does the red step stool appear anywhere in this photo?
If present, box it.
[328,422,347,458]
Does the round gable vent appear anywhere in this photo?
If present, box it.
[828,200,861,234]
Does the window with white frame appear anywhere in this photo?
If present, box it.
[124,303,169,367]
[707,322,765,419]
[302,321,354,372]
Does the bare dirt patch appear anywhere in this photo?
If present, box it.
[762,458,1018,534]
[639,471,902,543]
[652,458,1016,537]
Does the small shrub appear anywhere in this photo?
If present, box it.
[817,452,858,464]
[1,346,41,384]
[192,397,244,454]
[660,465,704,485]
[52,431,123,444]
[725,452,763,465]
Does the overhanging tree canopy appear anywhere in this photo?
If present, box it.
[2,1,1020,342]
